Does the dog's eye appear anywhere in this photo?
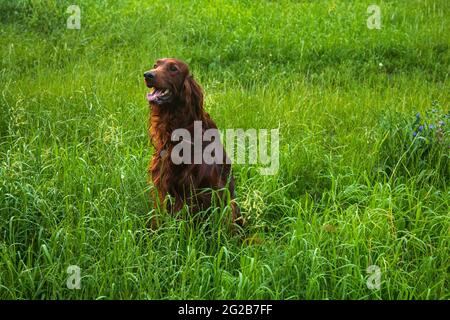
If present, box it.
[153,64,157,69]
[169,65,178,72]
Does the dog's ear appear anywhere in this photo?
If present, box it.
[183,75,204,118]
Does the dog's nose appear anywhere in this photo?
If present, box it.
[144,71,155,80]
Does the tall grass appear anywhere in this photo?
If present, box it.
[0,0,448,299]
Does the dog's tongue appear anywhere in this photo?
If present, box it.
[146,92,156,102]
[147,89,161,103]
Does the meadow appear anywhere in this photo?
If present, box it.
[0,0,448,299]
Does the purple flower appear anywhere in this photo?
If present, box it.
[418,125,424,132]
[439,120,445,126]
[429,124,435,129]
[415,112,420,119]
[413,131,417,137]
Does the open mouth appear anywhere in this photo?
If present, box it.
[146,87,172,105]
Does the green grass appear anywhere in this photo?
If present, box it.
[0,0,449,299]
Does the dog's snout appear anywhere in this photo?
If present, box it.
[144,71,155,80]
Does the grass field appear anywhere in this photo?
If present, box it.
[0,0,449,299]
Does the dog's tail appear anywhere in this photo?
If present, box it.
[231,199,244,227]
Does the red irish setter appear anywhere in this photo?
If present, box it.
[144,58,241,226]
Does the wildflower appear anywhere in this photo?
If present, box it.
[415,112,420,119]
[438,120,445,126]
[418,125,424,132]
[413,131,417,137]
[429,124,435,129]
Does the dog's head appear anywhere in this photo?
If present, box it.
[144,58,203,113]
